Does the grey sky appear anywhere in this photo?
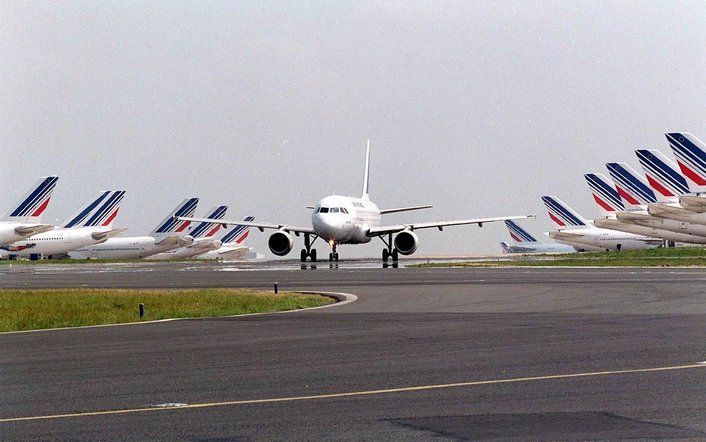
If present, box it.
[2,1,704,256]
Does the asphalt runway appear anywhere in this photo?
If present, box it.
[1,261,705,440]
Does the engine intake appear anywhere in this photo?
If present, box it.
[268,231,293,256]
[394,230,418,255]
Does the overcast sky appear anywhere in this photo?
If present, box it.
[2,1,704,257]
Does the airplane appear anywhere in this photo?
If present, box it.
[177,141,534,263]
[499,220,576,254]
[149,205,228,260]
[196,216,254,260]
[542,196,661,251]
[1,190,127,259]
[69,198,199,259]
[585,172,706,244]
[0,176,59,246]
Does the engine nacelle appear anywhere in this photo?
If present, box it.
[394,230,419,255]
[268,231,294,256]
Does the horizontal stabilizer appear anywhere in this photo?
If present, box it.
[155,235,194,248]
[379,205,433,215]
[678,195,706,213]
[187,239,222,251]
[646,203,696,219]
[14,224,54,237]
[91,228,127,242]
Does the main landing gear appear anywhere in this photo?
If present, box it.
[380,233,399,268]
[300,233,318,262]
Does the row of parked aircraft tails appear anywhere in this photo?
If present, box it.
[501,132,706,254]
[0,184,254,260]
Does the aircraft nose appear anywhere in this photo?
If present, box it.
[316,215,348,241]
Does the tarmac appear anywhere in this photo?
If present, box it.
[1,261,704,440]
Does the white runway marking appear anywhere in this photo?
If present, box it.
[1,362,703,423]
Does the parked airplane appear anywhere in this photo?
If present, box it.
[609,159,706,237]
[542,196,661,251]
[0,176,58,246]
[149,205,228,260]
[586,172,706,244]
[196,216,254,260]
[1,190,127,259]
[499,220,576,254]
[69,198,199,259]
[178,141,533,262]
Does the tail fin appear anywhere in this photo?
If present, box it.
[61,191,111,228]
[361,140,370,199]
[500,242,511,254]
[1,176,59,222]
[221,216,255,244]
[584,173,624,213]
[606,162,657,210]
[635,149,690,202]
[541,196,590,229]
[665,132,706,193]
[81,190,125,228]
[505,220,538,242]
[189,206,228,238]
[150,198,199,238]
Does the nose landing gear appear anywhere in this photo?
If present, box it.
[300,233,318,262]
[328,242,339,262]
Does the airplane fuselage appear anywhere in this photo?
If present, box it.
[311,195,381,244]
[70,236,186,259]
[1,227,120,258]
[548,226,660,251]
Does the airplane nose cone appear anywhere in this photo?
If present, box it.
[314,215,350,242]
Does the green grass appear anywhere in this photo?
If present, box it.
[414,246,706,268]
[0,288,335,332]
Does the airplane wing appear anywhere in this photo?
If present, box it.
[367,215,535,237]
[379,205,433,214]
[175,217,316,235]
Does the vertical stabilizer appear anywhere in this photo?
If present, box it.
[635,149,690,202]
[82,191,126,228]
[606,162,656,210]
[2,176,59,223]
[222,216,255,244]
[505,220,538,242]
[541,196,590,229]
[189,206,228,238]
[151,198,199,238]
[61,191,111,228]
[361,140,370,199]
[665,132,706,193]
[584,173,625,213]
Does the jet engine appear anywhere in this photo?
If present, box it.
[268,231,293,256]
[394,230,418,255]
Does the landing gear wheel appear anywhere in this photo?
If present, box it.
[333,253,339,262]
[392,249,399,262]
[300,249,307,262]
[329,252,334,262]
[310,249,317,262]
[382,249,390,262]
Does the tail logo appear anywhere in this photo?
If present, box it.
[9,176,58,218]
[666,133,706,186]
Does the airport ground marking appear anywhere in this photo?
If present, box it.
[2,362,705,423]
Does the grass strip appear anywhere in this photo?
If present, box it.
[0,288,335,332]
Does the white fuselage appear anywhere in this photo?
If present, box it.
[69,236,181,260]
[503,242,577,254]
[548,226,660,251]
[1,227,118,258]
[148,238,222,260]
[196,245,251,260]
[311,195,381,244]
[0,222,53,247]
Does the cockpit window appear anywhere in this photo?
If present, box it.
[331,207,340,213]
[341,208,348,214]
[319,207,329,213]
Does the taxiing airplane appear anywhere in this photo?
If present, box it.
[542,196,661,251]
[1,190,127,259]
[196,216,254,260]
[0,176,59,246]
[69,198,199,259]
[178,141,533,262]
[500,220,576,254]
[149,205,228,260]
